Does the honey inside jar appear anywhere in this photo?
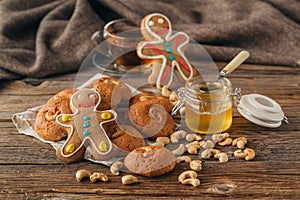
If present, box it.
[184,78,232,134]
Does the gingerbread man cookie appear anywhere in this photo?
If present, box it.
[137,13,197,89]
[56,88,127,163]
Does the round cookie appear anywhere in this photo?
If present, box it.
[34,89,75,141]
[129,92,173,112]
[129,93,175,139]
[124,146,176,177]
[137,13,197,89]
[110,125,145,152]
[88,77,132,110]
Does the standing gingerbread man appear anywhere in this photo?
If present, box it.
[56,88,127,163]
[137,13,197,89]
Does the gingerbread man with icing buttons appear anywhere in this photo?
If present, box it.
[137,13,197,89]
[56,88,127,163]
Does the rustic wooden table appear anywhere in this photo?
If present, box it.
[0,63,299,199]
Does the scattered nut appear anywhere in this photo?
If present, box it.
[121,175,138,185]
[185,141,200,148]
[181,178,200,187]
[232,137,247,149]
[176,156,192,164]
[170,130,187,143]
[156,137,170,145]
[234,149,247,158]
[201,149,213,159]
[75,169,91,182]
[169,91,179,103]
[214,152,229,163]
[218,138,233,146]
[212,133,229,143]
[185,141,201,155]
[149,140,165,147]
[110,161,124,176]
[202,140,215,149]
[244,148,255,160]
[211,149,221,158]
[234,148,255,161]
[186,134,202,142]
[172,144,186,156]
[90,172,109,183]
[189,160,202,171]
[162,86,172,97]
[178,170,198,183]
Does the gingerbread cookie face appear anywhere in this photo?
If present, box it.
[138,13,196,89]
[56,88,127,163]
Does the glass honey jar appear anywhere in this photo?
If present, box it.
[175,77,233,134]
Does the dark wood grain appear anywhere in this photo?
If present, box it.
[0,63,299,199]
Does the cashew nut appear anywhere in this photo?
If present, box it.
[186,134,202,142]
[75,169,91,182]
[214,152,229,163]
[211,149,221,158]
[218,138,233,146]
[202,140,215,149]
[110,161,124,176]
[185,141,201,155]
[176,156,192,164]
[232,137,247,149]
[169,91,179,104]
[170,130,187,143]
[181,178,201,187]
[201,148,221,159]
[149,140,165,147]
[212,133,229,143]
[190,160,202,171]
[201,149,213,159]
[90,172,109,183]
[234,148,255,161]
[244,148,255,160]
[156,137,170,145]
[172,144,186,156]
[162,86,172,97]
[234,149,248,158]
[178,170,198,183]
[121,175,138,185]
[185,141,200,148]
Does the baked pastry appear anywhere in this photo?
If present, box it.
[34,89,75,141]
[110,125,145,152]
[124,146,176,177]
[137,13,197,89]
[129,92,173,112]
[129,93,175,139]
[88,77,132,110]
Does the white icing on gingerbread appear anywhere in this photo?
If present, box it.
[56,89,118,159]
[138,13,194,89]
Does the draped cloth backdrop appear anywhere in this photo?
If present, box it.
[0,0,299,80]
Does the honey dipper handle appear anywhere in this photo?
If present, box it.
[222,51,250,74]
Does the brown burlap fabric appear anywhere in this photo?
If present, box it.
[0,0,299,81]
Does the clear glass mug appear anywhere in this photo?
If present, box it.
[102,19,152,72]
[174,77,239,134]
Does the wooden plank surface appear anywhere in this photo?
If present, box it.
[0,63,300,199]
